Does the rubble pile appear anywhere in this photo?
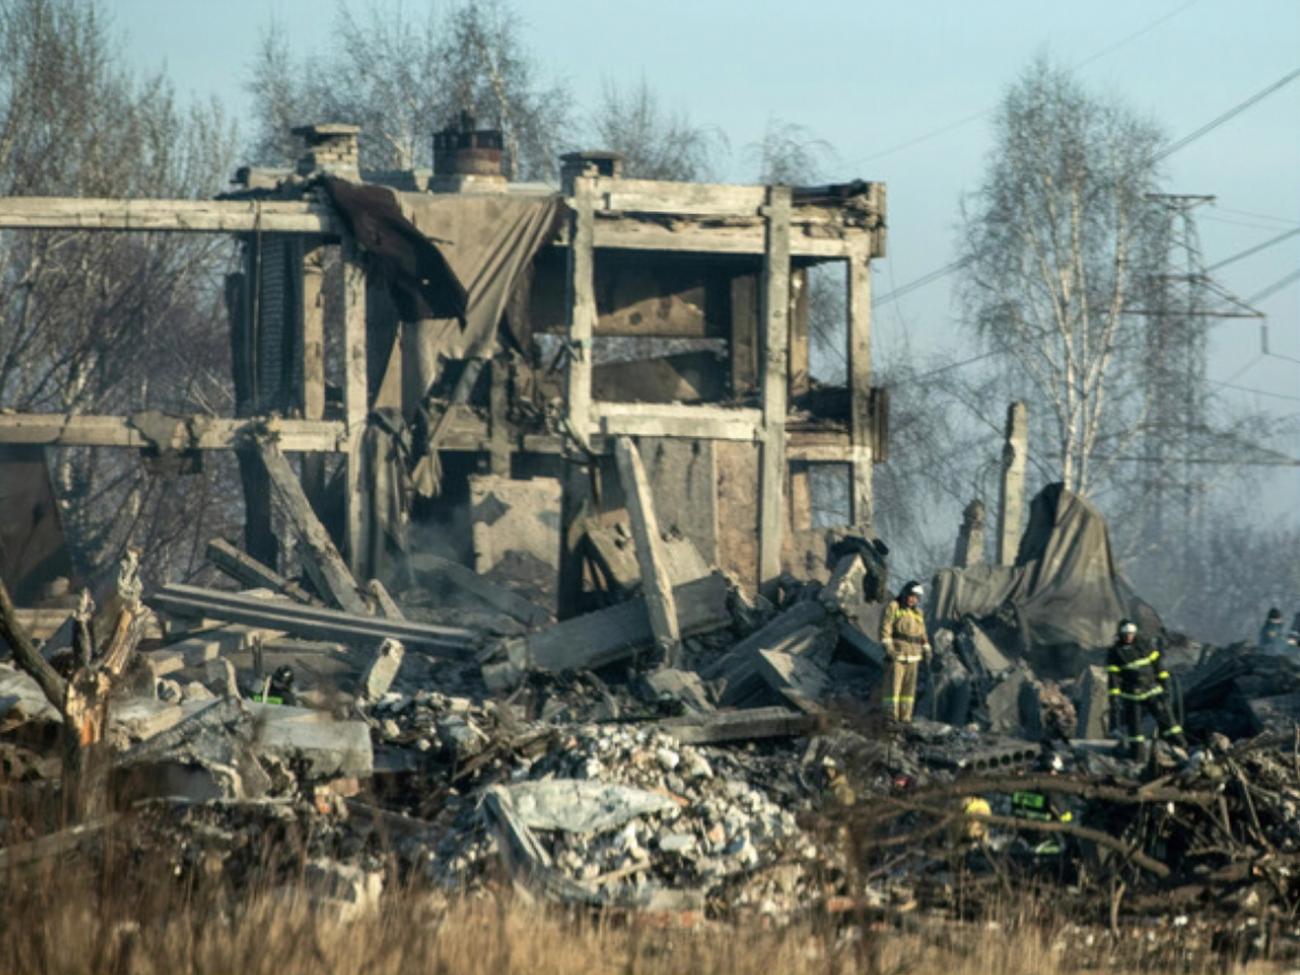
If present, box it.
[3,481,1300,948]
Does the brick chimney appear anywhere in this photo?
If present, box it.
[292,123,361,178]
[560,150,624,193]
[430,112,506,192]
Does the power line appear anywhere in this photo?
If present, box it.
[874,70,1300,309]
[1214,205,1300,227]
[1206,227,1300,272]
[1248,268,1300,304]
[1152,65,1300,162]
[845,0,1200,168]
[1209,378,1300,403]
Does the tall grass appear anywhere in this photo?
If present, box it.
[0,836,1283,975]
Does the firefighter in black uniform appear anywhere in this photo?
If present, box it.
[1107,619,1186,756]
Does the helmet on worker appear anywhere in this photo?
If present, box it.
[1117,618,1138,643]
[900,580,923,607]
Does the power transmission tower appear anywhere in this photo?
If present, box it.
[1126,194,1262,567]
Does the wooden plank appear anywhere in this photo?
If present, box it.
[759,186,792,584]
[580,218,857,258]
[204,538,319,606]
[341,240,368,573]
[730,273,759,398]
[0,196,338,234]
[298,241,328,506]
[591,402,761,442]
[256,439,369,616]
[524,573,729,673]
[564,174,597,448]
[595,177,766,217]
[146,584,475,656]
[0,414,346,451]
[613,437,680,663]
[846,242,874,527]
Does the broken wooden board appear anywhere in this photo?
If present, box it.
[256,440,368,615]
[613,437,680,662]
[146,584,475,657]
[657,706,818,745]
[205,538,319,606]
[409,552,551,629]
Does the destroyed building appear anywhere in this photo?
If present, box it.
[11,117,1300,958]
[0,115,886,614]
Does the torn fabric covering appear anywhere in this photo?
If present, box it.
[324,178,563,360]
[0,446,74,603]
[930,483,1156,651]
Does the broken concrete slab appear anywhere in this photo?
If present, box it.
[754,636,831,714]
[639,668,714,714]
[147,625,286,676]
[986,665,1033,736]
[657,706,818,745]
[504,779,679,834]
[965,621,1014,676]
[1076,665,1111,740]
[358,638,405,702]
[704,599,828,705]
[494,574,731,682]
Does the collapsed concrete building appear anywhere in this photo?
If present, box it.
[0,116,887,616]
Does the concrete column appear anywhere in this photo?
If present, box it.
[996,401,1028,566]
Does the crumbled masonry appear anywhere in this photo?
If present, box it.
[4,485,1300,949]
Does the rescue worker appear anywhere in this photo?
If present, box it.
[1259,608,1287,651]
[878,580,930,723]
[1107,619,1186,756]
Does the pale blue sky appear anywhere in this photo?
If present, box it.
[110,0,1300,505]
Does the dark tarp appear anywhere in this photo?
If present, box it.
[930,483,1157,652]
[0,446,73,604]
[324,178,563,364]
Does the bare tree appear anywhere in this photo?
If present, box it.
[0,0,241,588]
[247,0,572,181]
[589,78,723,181]
[959,57,1165,499]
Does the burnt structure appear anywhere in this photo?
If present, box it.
[0,118,887,613]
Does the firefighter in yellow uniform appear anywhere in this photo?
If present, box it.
[878,580,931,723]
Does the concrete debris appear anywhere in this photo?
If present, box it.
[359,638,405,702]
[5,518,1300,933]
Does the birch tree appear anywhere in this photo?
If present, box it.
[248,1,572,181]
[959,58,1165,498]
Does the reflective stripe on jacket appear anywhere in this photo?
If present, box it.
[880,601,929,662]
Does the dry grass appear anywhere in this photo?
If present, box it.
[0,851,1287,975]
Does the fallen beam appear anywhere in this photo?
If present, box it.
[146,584,475,656]
[205,538,319,606]
[409,553,550,628]
[0,196,339,234]
[657,706,818,745]
[0,414,347,452]
[487,575,730,684]
[613,437,680,662]
[257,440,368,615]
